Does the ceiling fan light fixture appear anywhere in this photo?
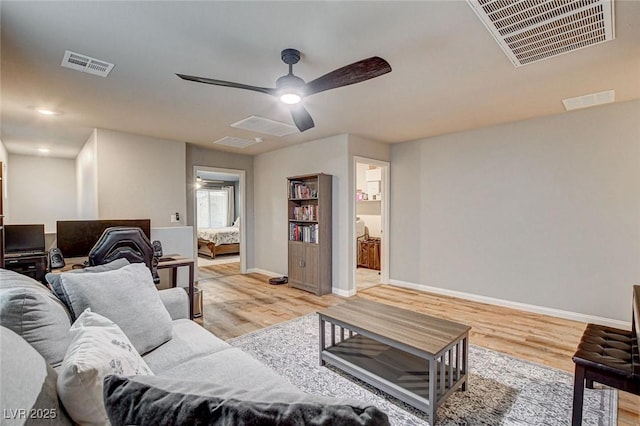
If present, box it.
[36,108,61,116]
[280,92,302,105]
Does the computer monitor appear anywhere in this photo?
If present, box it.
[4,224,46,254]
[56,219,151,258]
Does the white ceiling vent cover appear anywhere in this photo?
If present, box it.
[467,0,615,67]
[213,136,262,149]
[61,50,114,77]
[562,89,614,110]
[231,116,298,137]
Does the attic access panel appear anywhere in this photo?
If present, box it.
[467,0,615,67]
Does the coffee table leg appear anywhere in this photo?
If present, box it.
[462,335,468,391]
[428,358,437,425]
[319,316,326,366]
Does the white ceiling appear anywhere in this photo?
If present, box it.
[2,1,639,159]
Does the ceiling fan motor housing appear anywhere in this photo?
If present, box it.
[276,74,305,91]
[281,48,301,65]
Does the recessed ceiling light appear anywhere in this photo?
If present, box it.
[36,108,62,116]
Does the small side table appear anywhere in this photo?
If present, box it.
[157,256,195,320]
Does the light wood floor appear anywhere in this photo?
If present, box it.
[195,263,639,424]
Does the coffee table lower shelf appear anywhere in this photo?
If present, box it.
[320,333,467,422]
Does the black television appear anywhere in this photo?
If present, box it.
[4,224,46,254]
[56,219,151,258]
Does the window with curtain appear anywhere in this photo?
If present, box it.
[197,188,229,229]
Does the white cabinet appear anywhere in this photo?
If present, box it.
[365,168,382,181]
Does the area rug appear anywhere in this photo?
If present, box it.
[229,314,617,426]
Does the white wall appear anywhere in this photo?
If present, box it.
[76,129,98,219]
[390,100,640,322]
[95,129,186,227]
[6,154,77,233]
[0,139,8,222]
[254,134,350,291]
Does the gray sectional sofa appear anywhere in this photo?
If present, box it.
[0,266,388,425]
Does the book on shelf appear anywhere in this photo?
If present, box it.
[291,205,319,221]
[289,223,319,243]
[289,181,318,199]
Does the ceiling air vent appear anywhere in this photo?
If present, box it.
[562,89,614,110]
[61,50,114,77]
[467,0,615,67]
[213,136,262,149]
[231,116,298,137]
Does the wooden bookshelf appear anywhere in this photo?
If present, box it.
[287,173,332,295]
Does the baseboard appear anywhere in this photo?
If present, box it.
[332,287,356,297]
[389,279,629,329]
[246,268,281,277]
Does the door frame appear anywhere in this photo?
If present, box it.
[351,156,390,292]
[192,165,246,274]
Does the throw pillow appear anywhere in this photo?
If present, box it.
[103,375,390,426]
[57,309,153,426]
[0,269,73,367]
[58,262,173,355]
[45,258,130,319]
[1,326,73,425]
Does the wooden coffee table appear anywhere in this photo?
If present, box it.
[318,298,471,425]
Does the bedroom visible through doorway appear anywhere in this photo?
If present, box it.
[193,167,246,275]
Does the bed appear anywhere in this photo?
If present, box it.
[197,226,240,258]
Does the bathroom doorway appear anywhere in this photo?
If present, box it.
[353,157,389,292]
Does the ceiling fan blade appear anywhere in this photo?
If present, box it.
[290,105,315,132]
[304,57,391,96]
[176,73,277,96]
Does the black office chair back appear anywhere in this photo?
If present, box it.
[88,227,159,284]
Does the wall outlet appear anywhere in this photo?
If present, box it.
[170,213,180,223]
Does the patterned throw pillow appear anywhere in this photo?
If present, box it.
[57,309,153,425]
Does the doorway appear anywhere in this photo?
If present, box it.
[353,157,389,293]
[193,166,246,278]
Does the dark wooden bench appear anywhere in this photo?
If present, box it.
[571,285,639,425]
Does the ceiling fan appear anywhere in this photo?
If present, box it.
[176,49,392,132]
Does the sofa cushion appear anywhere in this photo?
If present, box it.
[0,326,73,425]
[59,262,173,354]
[0,269,72,367]
[103,374,390,426]
[57,309,153,426]
[157,287,190,321]
[160,347,301,393]
[143,319,232,373]
[45,258,130,319]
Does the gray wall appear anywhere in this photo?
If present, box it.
[390,100,640,321]
[76,130,98,219]
[6,154,77,233]
[252,133,389,294]
[254,134,350,290]
[95,129,186,227]
[185,144,254,266]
